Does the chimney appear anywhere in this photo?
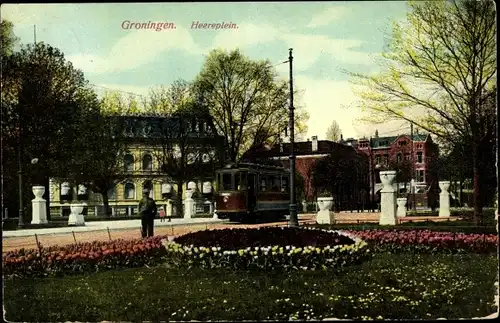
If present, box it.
[311,135,318,152]
[340,134,343,142]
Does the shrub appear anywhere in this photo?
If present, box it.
[162,227,371,272]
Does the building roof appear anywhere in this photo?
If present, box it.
[242,139,363,161]
[111,115,222,142]
[370,134,429,148]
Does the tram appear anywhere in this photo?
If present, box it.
[214,162,290,223]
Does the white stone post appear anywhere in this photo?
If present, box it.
[439,181,451,217]
[213,201,218,219]
[68,203,85,226]
[397,197,407,217]
[316,197,334,224]
[49,178,55,201]
[302,200,308,213]
[379,170,397,225]
[31,186,48,224]
[184,189,195,219]
[166,199,173,218]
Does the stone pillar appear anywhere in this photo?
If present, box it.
[302,200,307,213]
[31,186,48,224]
[184,189,195,219]
[213,201,218,219]
[439,181,451,217]
[316,197,334,224]
[166,199,174,218]
[68,203,85,226]
[379,170,397,225]
[48,178,55,201]
[397,197,407,217]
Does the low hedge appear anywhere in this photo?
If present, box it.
[162,227,370,272]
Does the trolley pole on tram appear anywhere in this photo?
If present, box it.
[288,48,299,227]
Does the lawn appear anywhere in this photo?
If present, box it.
[4,252,497,321]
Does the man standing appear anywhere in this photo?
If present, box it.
[138,189,157,238]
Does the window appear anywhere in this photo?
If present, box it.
[268,175,280,192]
[142,154,153,171]
[260,176,267,191]
[124,154,134,172]
[404,153,410,161]
[397,153,402,163]
[375,155,381,165]
[416,170,424,183]
[383,154,389,165]
[107,186,117,200]
[236,172,247,190]
[281,177,289,192]
[143,180,153,198]
[124,183,135,199]
[399,141,407,146]
[222,173,232,190]
[417,152,423,163]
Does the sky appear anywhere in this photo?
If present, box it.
[3,1,412,140]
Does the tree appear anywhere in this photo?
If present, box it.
[192,49,309,162]
[145,80,224,216]
[311,148,369,211]
[1,20,19,58]
[325,120,342,142]
[2,41,98,219]
[348,0,496,223]
[68,91,139,217]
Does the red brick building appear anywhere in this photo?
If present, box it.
[242,136,368,202]
[243,130,439,208]
[354,132,439,202]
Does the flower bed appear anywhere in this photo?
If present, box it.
[174,227,356,248]
[3,227,497,279]
[344,230,498,254]
[162,227,370,271]
[2,236,168,278]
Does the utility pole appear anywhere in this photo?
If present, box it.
[410,122,416,212]
[288,48,298,227]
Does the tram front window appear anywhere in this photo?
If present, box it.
[221,173,232,190]
[235,171,248,190]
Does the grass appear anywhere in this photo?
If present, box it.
[4,252,497,321]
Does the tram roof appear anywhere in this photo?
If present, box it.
[218,162,288,172]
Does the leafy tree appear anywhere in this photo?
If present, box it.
[0,20,19,58]
[192,49,309,162]
[144,80,224,216]
[325,120,342,142]
[68,91,138,216]
[311,148,369,210]
[2,41,98,219]
[348,0,496,223]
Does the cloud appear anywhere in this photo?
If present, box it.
[211,23,375,72]
[211,23,281,49]
[307,6,349,28]
[91,83,152,99]
[67,25,203,74]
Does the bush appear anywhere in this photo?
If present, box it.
[163,227,371,272]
